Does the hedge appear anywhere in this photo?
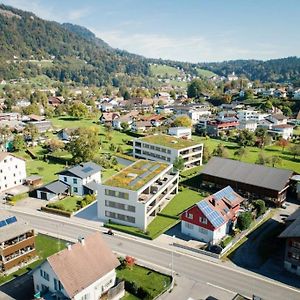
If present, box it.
[104,224,152,240]
[41,206,72,217]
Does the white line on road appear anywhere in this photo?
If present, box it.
[206,282,236,295]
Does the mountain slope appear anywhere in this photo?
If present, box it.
[0,4,150,86]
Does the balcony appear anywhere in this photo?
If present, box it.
[138,173,178,203]
[1,236,35,257]
[2,248,36,271]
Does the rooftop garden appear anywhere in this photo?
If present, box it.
[140,134,202,150]
[104,160,169,191]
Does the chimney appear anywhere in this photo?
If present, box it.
[78,237,85,246]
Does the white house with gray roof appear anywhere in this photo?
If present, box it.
[36,162,101,201]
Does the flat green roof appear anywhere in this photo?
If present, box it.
[104,160,169,191]
[139,134,201,150]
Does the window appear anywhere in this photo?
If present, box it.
[185,222,194,229]
[40,270,49,281]
[80,294,90,300]
[199,227,208,235]
[63,177,67,182]
[15,165,18,169]
[105,189,129,200]
[73,187,78,193]
[73,178,77,184]
[199,217,207,224]
[186,212,193,219]
[292,241,300,249]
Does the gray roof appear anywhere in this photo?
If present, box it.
[201,157,293,192]
[285,208,300,222]
[84,181,100,192]
[59,162,101,179]
[0,211,33,243]
[39,180,70,194]
[279,217,300,238]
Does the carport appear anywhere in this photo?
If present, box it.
[36,180,70,201]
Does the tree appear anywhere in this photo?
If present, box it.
[23,124,39,141]
[0,125,11,150]
[12,135,25,151]
[46,139,65,152]
[276,138,289,153]
[255,127,268,148]
[253,200,266,217]
[173,156,185,172]
[187,79,213,98]
[255,152,270,165]
[282,106,292,117]
[212,143,229,158]
[22,103,40,115]
[234,147,249,161]
[237,212,252,230]
[236,129,255,147]
[289,144,300,159]
[109,143,116,152]
[173,115,192,128]
[68,102,88,119]
[270,155,282,167]
[202,144,212,163]
[68,128,99,163]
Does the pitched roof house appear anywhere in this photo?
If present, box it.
[181,186,243,244]
[33,232,124,300]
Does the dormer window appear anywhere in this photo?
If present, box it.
[186,212,193,219]
[200,217,207,224]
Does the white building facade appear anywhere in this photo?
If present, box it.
[0,153,26,193]
[168,127,192,139]
[98,162,179,230]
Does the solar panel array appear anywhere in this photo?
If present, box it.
[214,186,236,203]
[0,216,17,228]
[128,164,161,187]
[82,166,93,173]
[198,201,225,228]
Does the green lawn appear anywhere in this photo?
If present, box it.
[56,195,82,212]
[196,68,217,78]
[192,135,300,173]
[117,264,171,298]
[150,64,180,77]
[0,234,65,285]
[161,189,203,216]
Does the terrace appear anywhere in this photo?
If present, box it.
[104,160,169,191]
[139,134,201,150]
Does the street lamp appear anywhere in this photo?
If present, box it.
[170,235,175,277]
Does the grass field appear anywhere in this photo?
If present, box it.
[117,264,171,298]
[150,64,180,77]
[192,135,300,173]
[0,234,65,285]
[196,68,217,78]
[55,195,82,212]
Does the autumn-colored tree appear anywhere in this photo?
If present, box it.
[125,256,136,269]
[276,138,289,153]
[173,115,192,128]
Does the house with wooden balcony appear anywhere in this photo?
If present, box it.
[133,134,203,169]
[0,211,36,272]
[97,160,179,230]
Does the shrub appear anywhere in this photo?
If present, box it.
[253,200,266,217]
[237,211,252,230]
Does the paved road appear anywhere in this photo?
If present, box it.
[7,209,300,300]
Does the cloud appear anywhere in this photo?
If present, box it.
[67,7,92,22]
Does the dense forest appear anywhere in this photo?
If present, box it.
[0,4,299,87]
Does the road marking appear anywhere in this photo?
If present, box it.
[206,282,236,295]
[9,208,300,295]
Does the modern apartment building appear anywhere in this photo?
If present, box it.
[133,134,203,168]
[0,152,26,193]
[0,212,36,272]
[97,160,179,230]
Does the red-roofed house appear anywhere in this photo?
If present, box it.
[181,186,244,244]
[33,232,124,300]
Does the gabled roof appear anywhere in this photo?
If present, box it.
[58,162,101,179]
[201,157,293,192]
[47,232,120,298]
[279,217,300,238]
[0,152,25,162]
[38,180,70,194]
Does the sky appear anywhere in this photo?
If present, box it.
[2,0,300,62]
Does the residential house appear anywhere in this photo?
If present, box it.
[168,127,191,139]
[28,120,52,133]
[266,114,288,126]
[293,88,300,100]
[201,157,293,205]
[141,114,166,127]
[0,112,21,121]
[101,101,114,112]
[15,99,30,108]
[206,117,239,137]
[0,211,36,272]
[48,96,63,107]
[268,124,294,140]
[237,109,268,122]
[98,160,179,230]
[181,186,244,244]
[57,128,77,142]
[131,120,152,132]
[227,72,238,81]
[174,107,211,124]
[99,112,120,125]
[0,153,26,193]
[112,111,139,130]
[279,213,300,276]
[133,134,203,168]
[274,88,287,99]
[36,162,101,200]
[238,120,257,132]
[33,232,124,300]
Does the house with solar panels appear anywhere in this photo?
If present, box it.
[97,159,179,230]
[0,211,36,272]
[36,162,102,201]
[181,186,244,244]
